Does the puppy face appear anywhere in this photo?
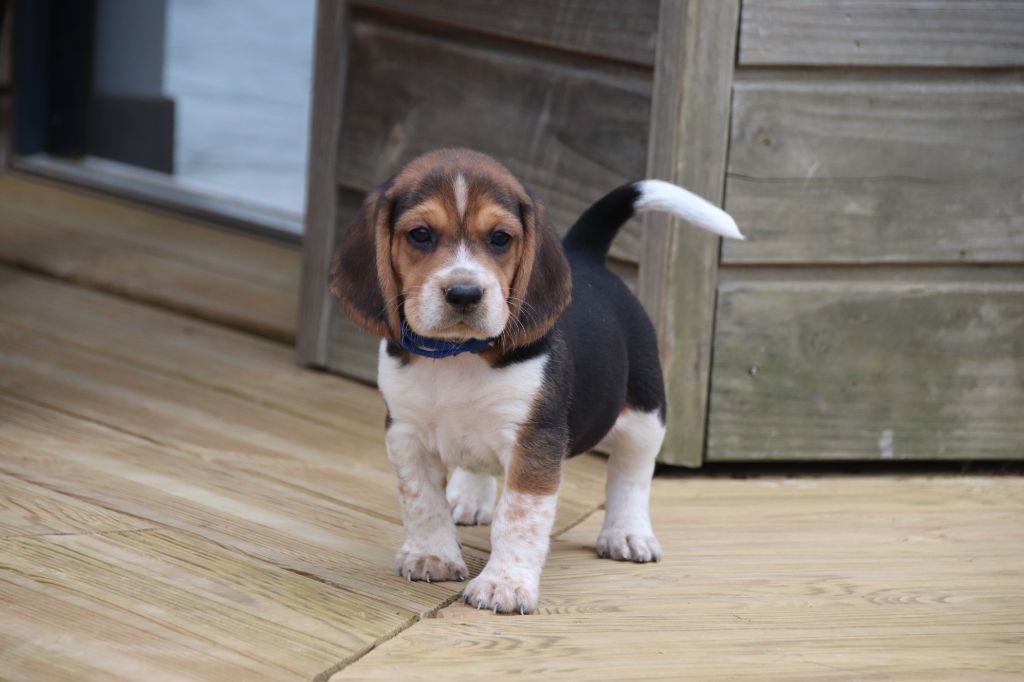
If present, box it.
[330,148,571,351]
[392,177,523,340]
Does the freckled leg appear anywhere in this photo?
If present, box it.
[462,452,561,614]
[597,409,665,563]
[387,426,467,582]
[446,467,497,526]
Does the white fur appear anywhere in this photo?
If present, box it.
[386,425,467,581]
[446,467,497,525]
[635,179,745,241]
[453,173,469,220]
[379,343,548,475]
[406,243,507,340]
[463,489,559,614]
[596,409,665,563]
[380,344,555,605]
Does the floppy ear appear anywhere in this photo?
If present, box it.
[504,193,572,349]
[328,189,401,340]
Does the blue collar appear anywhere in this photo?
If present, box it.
[399,324,495,359]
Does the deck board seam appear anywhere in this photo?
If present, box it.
[0,460,437,630]
[308,504,606,681]
[1,527,163,540]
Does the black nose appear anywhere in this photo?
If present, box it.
[444,284,483,311]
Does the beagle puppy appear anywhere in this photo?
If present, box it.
[330,148,742,614]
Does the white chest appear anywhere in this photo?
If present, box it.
[377,342,548,474]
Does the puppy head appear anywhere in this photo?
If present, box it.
[330,148,570,350]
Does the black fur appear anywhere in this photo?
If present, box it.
[506,182,666,456]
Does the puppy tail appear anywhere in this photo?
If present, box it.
[561,180,744,261]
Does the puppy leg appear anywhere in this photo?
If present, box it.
[387,425,467,581]
[446,467,497,526]
[463,449,561,614]
[597,409,665,563]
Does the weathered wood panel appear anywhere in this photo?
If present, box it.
[707,278,1024,461]
[353,0,658,66]
[739,0,1024,67]
[640,0,740,466]
[298,0,350,366]
[724,74,1024,264]
[336,18,651,263]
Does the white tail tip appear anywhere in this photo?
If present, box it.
[634,179,745,241]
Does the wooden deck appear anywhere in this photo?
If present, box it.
[1,177,1023,680]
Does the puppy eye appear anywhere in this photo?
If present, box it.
[408,226,433,245]
[489,230,512,248]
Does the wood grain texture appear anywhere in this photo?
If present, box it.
[298,0,350,366]
[0,174,299,340]
[639,0,740,466]
[336,18,651,264]
[707,278,1024,461]
[352,0,659,66]
[0,530,403,679]
[0,266,606,519]
[0,264,610,678]
[0,474,151,538]
[724,73,1024,264]
[739,0,1024,67]
[0,267,386,443]
[337,474,1024,680]
[0,275,606,544]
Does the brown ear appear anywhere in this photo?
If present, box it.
[328,189,401,340]
[504,194,572,349]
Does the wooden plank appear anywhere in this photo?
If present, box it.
[1,529,407,679]
[0,392,480,615]
[352,0,658,66]
[0,268,386,443]
[336,18,652,265]
[0,319,406,524]
[739,0,1024,67]
[0,174,299,340]
[724,73,1024,264]
[0,569,281,681]
[707,278,1024,461]
[0,274,606,549]
[638,0,740,466]
[338,474,1024,680]
[298,0,350,366]
[0,473,151,538]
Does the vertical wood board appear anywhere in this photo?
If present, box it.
[640,0,740,466]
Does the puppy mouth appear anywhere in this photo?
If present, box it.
[415,318,495,341]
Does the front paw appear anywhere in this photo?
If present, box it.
[596,528,662,563]
[394,549,467,582]
[462,568,539,614]
[446,469,496,526]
